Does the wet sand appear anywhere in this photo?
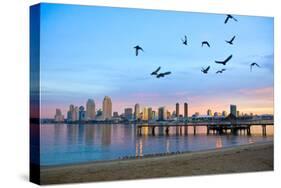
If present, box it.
[40,141,273,185]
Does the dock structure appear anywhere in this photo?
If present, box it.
[136,120,273,136]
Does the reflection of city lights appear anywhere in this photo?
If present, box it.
[135,142,138,156]
[139,139,143,157]
[143,127,149,135]
[166,139,170,153]
[216,137,223,149]
[248,137,254,144]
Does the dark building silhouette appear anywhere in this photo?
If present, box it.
[176,103,179,118]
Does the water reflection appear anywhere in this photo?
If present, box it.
[101,125,111,146]
[216,136,223,149]
[40,124,274,165]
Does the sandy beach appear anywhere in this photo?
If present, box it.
[40,141,273,185]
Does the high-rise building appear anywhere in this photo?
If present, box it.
[207,109,213,116]
[222,110,227,117]
[54,108,64,122]
[103,96,112,120]
[230,104,237,117]
[142,107,148,120]
[134,103,140,120]
[67,104,77,122]
[124,108,133,120]
[148,107,153,120]
[86,99,96,120]
[167,111,171,119]
[79,106,86,121]
[74,106,79,121]
[176,103,180,118]
[152,111,156,120]
[237,110,240,117]
[158,107,167,121]
[184,103,188,118]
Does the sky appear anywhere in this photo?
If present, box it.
[38,3,274,118]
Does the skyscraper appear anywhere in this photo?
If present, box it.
[74,106,79,121]
[184,102,188,118]
[79,106,86,121]
[86,99,96,120]
[222,110,227,117]
[103,96,112,120]
[237,110,240,117]
[230,104,237,117]
[54,108,64,122]
[124,108,133,120]
[66,104,77,122]
[158,107,167,121]
[134,103,140,120]
[176,103,179,118]
[152,111,156,120]
[207,109,213,116]
[148,107,153,120]
[142,107,148,120]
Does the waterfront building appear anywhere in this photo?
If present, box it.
[176,103,179,118]
[113,112,119,117]
[74,106,79,121]
[134,103,140,120]
[66,104,77,122]
[207,109,213,116]
[148,107,153,120]
[54,108,64,122]
[167,111,171,119]
[79,106,86,121]
[86,99,96,120]
[96,108,102,117]
[184,102,188,118]
[124,108,133,120]
[152,111,156,120]
[230,104,237,117]
[214,112,222,117]
[237,110,240,117]
[158,107,167,121]
[103,96,112,120]
[142,107,148,120]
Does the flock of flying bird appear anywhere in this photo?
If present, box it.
[133,14,261,78]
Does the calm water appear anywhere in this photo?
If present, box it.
[40,123,273,166]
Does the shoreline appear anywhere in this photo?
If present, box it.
[40,141,273,185]
[41,141,273,168]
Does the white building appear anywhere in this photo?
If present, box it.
[86,99,96,120]
[102,96,112,120]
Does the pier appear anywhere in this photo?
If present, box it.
[136,120,273,136]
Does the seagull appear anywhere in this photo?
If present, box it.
[182,35,187,45]
[215,55,233,65]
[224,14,238,24]
[156,71,171,78]
[201,41,210,48]
[250,62,260,72]
[216,68,226,74]
[225,36,236,45]
[151,66,161,75]
[134,45,143,56]
[201,66,210,74]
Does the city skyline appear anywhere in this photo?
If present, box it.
[39,4,274,118]
[52,96,271,122]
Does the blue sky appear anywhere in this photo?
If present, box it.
[39,3,274,117]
